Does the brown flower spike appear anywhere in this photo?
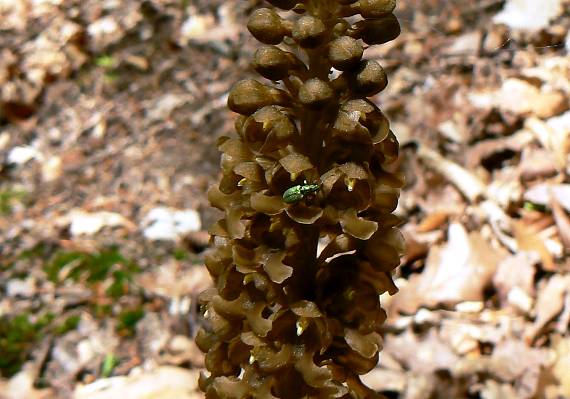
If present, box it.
[197,1,404,397]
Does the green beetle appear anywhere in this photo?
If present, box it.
[282,181,321,204]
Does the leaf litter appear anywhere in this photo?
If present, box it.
[1,0,570,397]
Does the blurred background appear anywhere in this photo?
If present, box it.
[1,0,569,398]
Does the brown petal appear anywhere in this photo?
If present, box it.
[234,161,264,182]
[345,329,382,358]
[318,234,358,263]
[226,208,247,239]
[250,192,286,215]
[291,300,323,318]
[286,203,324,224]
[294,351,333,388]
[279,153,314,176]
[263,251,293,283]
[340,209,378,240]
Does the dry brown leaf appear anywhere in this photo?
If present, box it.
[416,211,450,233]
[392,223,508,313]
[492,252,537,309]
[384,329,459,374]
[136,262,211,299]
[488,340,552,398]
[73,366,201,399]
[550,335,570,397]
[417,146,486,203]
[512,220,556,271]
[550,192,570,251]
[525,275,570,343]
[526,114,570,170]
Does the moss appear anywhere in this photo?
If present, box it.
[44,246,140,299]
[0,188,27,216]
[0,312,54,377]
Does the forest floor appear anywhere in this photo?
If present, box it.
[1,0,570,398]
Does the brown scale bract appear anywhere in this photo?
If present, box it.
[198,0,403,397]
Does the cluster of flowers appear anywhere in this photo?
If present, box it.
[198,1,403,397]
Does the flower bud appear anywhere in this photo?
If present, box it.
[328,36,364,71]
[248,8,289,45]
[253,46,303,81]
[350,14,401,45]
[292,15,327,48]
[298,78,334,109]
[357,0,396,18]
[349,60,388,96]
[228,79,290,115]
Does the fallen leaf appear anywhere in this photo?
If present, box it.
[492,252,538,307]
[393,223,508,313]
[73,366,201,399]
[384,329,459,374]
[416,211,450,233]
[550,335,570,397]
[550,192,570,251]
[512,220,556,271]
[525,275,570,343]
[136,262,211,300]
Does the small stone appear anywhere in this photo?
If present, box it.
[142,207,202,241]
[7,146,42,165]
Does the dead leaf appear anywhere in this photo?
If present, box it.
[550,192,570,251]
[492,252,537,308]
[384,329,459,374]
[526,115,570,170]
[525,275,570,343]
[136,262,211,300]
[73,366,201,399]
[512,220,556,271]
[393,223,508,313]
[550,335,570,397]
[416,211,450,233]
[417,146,486,203]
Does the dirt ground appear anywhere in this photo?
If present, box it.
[1,0,570,398]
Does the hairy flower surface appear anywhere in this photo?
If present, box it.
[198,1,403,397]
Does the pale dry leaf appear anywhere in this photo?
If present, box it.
[393,223,508,313]
[550,192,570,251]
[417,146,486,203]
[525,275,570,343]
[526,116,570,170]
[136,262,211,299]
[550,335,570,397]
[492,252,538,307]
[416,211,450,233]
[519,148,558,181]
[512,220,556,271]
[469,78,569,119]
[73,366,201,399]
[489,339,551,382]
[384,329,459,375]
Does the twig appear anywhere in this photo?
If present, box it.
[417,145,486,203]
